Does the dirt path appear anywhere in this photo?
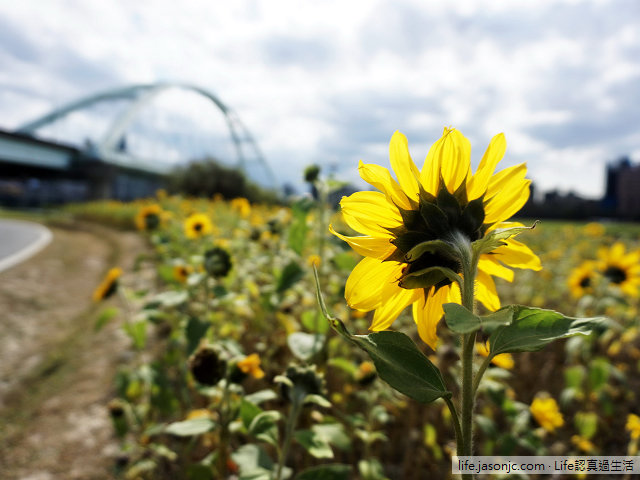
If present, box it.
[0,221,148,480]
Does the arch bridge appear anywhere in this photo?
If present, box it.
[0,83,275,204]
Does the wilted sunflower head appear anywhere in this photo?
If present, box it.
[331,128,541,349]
[597,242,640,297]
[92,267,123,302]
[203,246,232,278]
[184,213,213,239]
[189,345,227,386]
[135,204,163,231]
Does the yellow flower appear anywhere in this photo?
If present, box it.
[92,267,123,301]
[476,342,514,370]
[135,204,163,231]
[530,396,564,432]
[572,435,595,453]
[307,254,322,267]
[567,261,597,298]
[331,128,541,349]
[597,242,640,297]
[231,197,251,218]
[583,222,605,237]
[173,264,193,283]
[184,213,213,239]
[627,413,640,440]
[237,353,265,379]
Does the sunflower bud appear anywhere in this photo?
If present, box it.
[303,164,321,183]
[279,364,325,405]
[203,247,232,278]
[189,346,227,386]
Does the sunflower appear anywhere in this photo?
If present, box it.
[173,264,193,283]
[92,267,123,301]
[184,213,213,239]
[135,204,163,231]
[567,260,597,298]
[331,128,541,349]
[597,242,640,297]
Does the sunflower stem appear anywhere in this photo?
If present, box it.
[453,231,478,479]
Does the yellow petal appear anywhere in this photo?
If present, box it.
[413,286,449,350]
[493,238,542,271]
[476,270,500,311]
[340,191,402,236]
[389,131,421,200]
[329,225,394,259]
[345,257,399,311]
[420,128,470,195]
[358,160,413,210]
[484,167,530,223]
[467,133,506,200]
[370,279,419,331]
[478,256,514,282]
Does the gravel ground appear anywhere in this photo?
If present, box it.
[0,221,148,480]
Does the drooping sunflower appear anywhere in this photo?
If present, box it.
[597,242,640,297]
[92,267,123,302]
[331,128,542,349]
[135,204,164,231]
[184,213,213,239]
[567,260,597,298]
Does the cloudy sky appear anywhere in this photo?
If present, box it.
[1,0,639,198]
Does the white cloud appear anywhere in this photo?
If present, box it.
[0,0,638,197]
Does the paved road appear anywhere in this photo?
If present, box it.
[0,219,52,272]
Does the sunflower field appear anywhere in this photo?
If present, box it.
[76,130,640,480]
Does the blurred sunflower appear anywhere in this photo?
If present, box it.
[135,204,163,231]
[530,396,564,432]
[173,264,193,283]
[92,267,123,301]
[476,341,514,369]
[331,128,541,349]
[597,242,640,297]
[230,197,251,218]
[567,260,597,298]
[184,213,213,239]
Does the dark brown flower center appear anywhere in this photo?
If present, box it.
[604,266,626,284]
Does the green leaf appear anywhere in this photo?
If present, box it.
[248,411,281,446]
[187,463,214,480]
[94,306,119,331]
[276,261,304,294]
[575,411,598,439]
[185,317,210,355]
[312,266,449,404]
[287,332,325,360]
[288,202,309,255]
[244,389,278,405]
[124,319,147,350]
[164,418,215,437]
[358,458,389,480]
[312,423,351,451]
[472,222,538,256]
[240,400,263,430]
[294,429,334,458]
[301,310,329,334]
[443,303,514,334]
[488,306,603,356]
[331,252,359,271]
[231,444,278,480]
[296,464,351,480]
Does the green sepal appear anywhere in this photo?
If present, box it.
[398,266,461,290]
[472,221,538,256]
[487,305,605,356]
[313,267,451,404]
[390,231,430,254]
[419,201,449,237]
[436,184,462,225]
[460,196,485,240]
[443,303,514,334]
[404,239,460,263]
